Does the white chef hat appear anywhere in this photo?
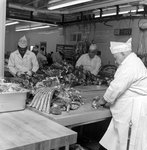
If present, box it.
[110,38,132,54]
[18,36,28,48]
[89,44,97,52]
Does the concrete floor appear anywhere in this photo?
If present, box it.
[72,118,111,150]
[59,118,111,150]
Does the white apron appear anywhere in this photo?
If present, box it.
[100,96,147,150]
[100,53,147,150]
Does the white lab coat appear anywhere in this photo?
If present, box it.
[76,53,101,75]
[52,52,63,63]
[8,50,39,75]
[100,52,147,150]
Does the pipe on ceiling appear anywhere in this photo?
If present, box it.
[23,0,40,7]
[59,14,145,26]
[8,3,69,15]
[48,0,63,4]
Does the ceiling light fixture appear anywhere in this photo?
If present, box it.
[95,5,144,18]
[16,25,50,32]
[48,0,93,10]
[5,21,19,26]
[102,12,116,17]
[95,13,117,18]
[119,5,143,14]
[10,18,58,27]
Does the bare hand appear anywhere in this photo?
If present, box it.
[93,97,107,109]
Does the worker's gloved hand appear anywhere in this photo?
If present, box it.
[26,71,32,76]
[16,71,23,77]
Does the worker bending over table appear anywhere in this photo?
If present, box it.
[96,38,147,150]
[52,49,65,64]
[76,44,101,75]
[8,36,39,77]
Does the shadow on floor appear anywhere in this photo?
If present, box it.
[72,118,111,150]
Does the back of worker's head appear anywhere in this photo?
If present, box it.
[110,38,132,65]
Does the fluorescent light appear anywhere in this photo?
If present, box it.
[16,25,50,32]
[48,0,93,10]
[95,15,100,18]
[16,28,31,32]
[31,26,50,30]
[119,11,130,14]
[95,13,116,18]
[9,18,58,27]
[5,21,19,26]
[119,5,144,14]
[138,8,144,12]
[103,12,116,17]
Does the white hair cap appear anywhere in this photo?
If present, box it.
[110,38,132,54]
[18,36,28,48]
[89,44,97,52]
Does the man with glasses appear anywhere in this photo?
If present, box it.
[76,44,101,75]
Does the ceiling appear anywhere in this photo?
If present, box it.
[6,0,147,29]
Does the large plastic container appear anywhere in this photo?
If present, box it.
[0,91,28,113]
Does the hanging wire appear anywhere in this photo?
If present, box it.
[128,19,132,28]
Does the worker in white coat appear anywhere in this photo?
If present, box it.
[32,45,48,69]
[76,44,101,75]
[96,38,147,150]
[52,49,64,64]
[8,36,39,77]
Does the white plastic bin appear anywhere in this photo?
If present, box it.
[0,91,28,112]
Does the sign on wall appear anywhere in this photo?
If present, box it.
[114,28,132,36]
